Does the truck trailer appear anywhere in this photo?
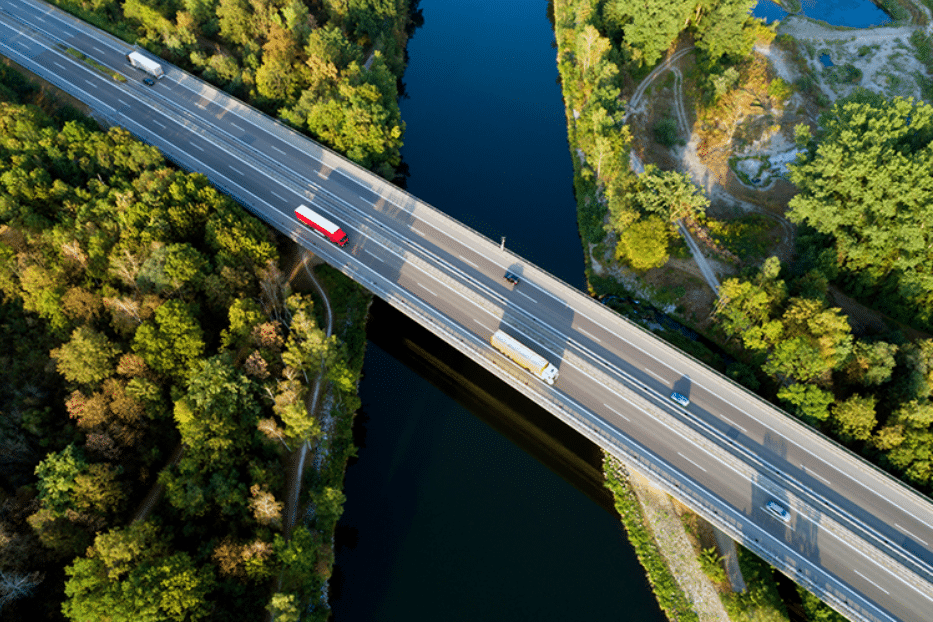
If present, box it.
[127,51,164,78]
[295,205,349,247]
[490,330,559,385]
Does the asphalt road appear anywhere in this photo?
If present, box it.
[2,2,933,620]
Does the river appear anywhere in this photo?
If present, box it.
[329,1,666,620]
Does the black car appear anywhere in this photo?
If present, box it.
[504,271,520,286]
[142,77,155,86]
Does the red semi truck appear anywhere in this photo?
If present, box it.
[295,205,348,247]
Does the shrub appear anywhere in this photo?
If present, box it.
[653,116,679,147]
[767,77,794,102]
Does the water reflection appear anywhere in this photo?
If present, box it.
[331,300,666,621]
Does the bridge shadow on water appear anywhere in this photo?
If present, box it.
[364,296,615,514]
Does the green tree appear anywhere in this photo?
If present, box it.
[63,526,214,622]
[266,592,301,622]
[777,383,834,422]
[603,0,696,66]
[779,298,853,376]
[132,300,204,379]
[575,25,611,74]
[713,257,786,349]
[898,339,933,400]
[174,356,261,467]
[280,57,404,171]
[271,376,318,443]
[51,326,119,386]
[696,0,757,61]
[72,463,125,516]
[34,445,88,515]
[874,400,933,488]
[832,394,877,442]
[221,297,265,351]
[636,166,709,223]
[615,216,670,270]
[844,340,898,386]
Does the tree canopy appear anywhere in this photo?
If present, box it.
[789,92,933,328]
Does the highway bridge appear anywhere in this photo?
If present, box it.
[2,2,933,620]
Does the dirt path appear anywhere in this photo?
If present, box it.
[625,43,796,294]
[281,252,334,538]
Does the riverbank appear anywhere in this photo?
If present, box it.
[557,0,933,620]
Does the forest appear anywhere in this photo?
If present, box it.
[0,0,394,617]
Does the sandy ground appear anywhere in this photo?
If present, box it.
[777,14,932,102]
[627,467,734,622]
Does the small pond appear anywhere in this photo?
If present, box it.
[753,0,892,28]
[819,53,834,67]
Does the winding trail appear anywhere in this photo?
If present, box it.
[625,44,798,291]
[282,253,334,538]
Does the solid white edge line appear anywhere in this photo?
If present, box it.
[895,523,930,547]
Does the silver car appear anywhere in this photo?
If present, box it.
[765,500,791,522]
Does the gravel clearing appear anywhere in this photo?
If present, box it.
[627,468,732,622]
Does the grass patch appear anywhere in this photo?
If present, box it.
[875,0,913,22]
[699,547,728,584]
[708,214,775,262]
[720,546,790,622]
[63,46,126,82]
[797,584,848,622]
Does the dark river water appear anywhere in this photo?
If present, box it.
[754,0,892,26]
[330,0,665,620]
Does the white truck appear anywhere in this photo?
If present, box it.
[490,330,559,385]
[127,51,164,79]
